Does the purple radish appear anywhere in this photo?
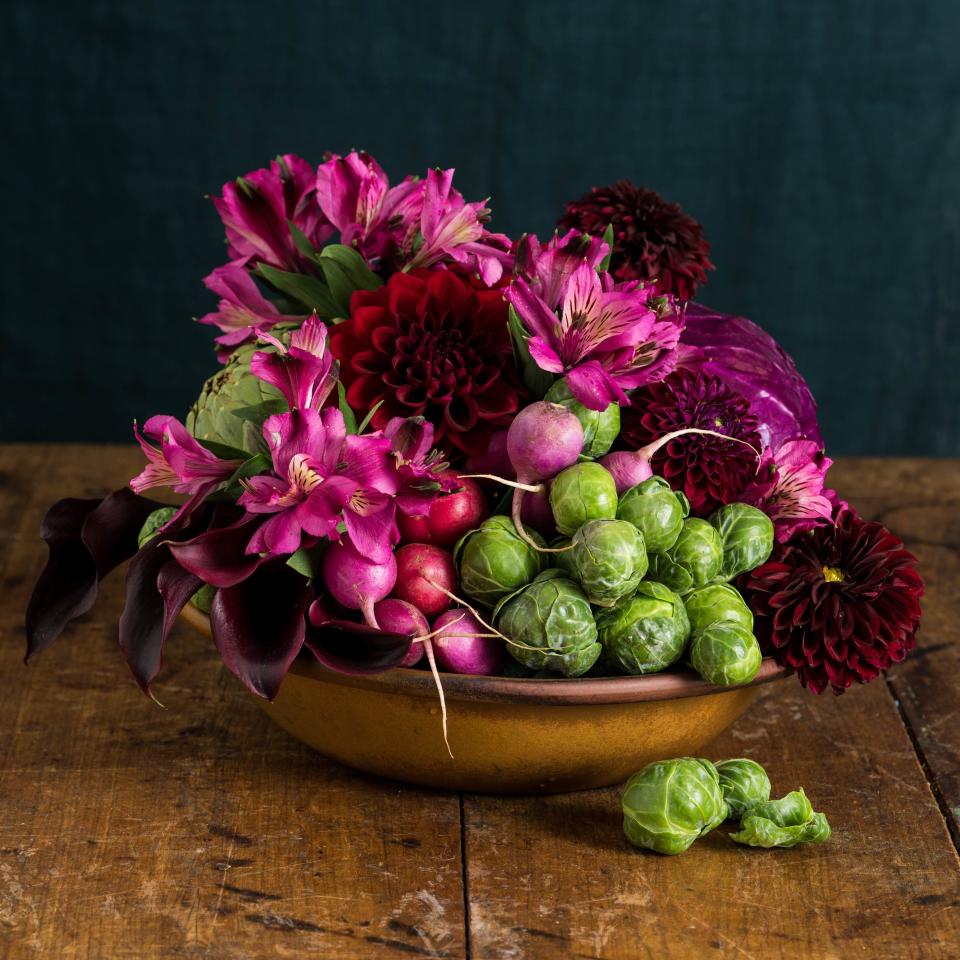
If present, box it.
[373,598,428,667]
[601,429,762,495]
[431,608,506,675]
[321,538,397,629]
[520,484,556,536]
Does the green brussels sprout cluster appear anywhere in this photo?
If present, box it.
[623,755,831,855]
[455,516,545,606]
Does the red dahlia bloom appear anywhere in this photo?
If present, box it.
[742,509,923,695]
[620,369,761,515]
[558,180,713,300]
[329,269,523,456]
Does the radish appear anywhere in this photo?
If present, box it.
[396,473,489,548]
[373,598,428,667]
[321,538,397,629]
[519,484,556,537]
[431,608,506,675]
[600,429,762,495]
[391,543,457,618]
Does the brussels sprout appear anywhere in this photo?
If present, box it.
[689,622,762,686]
[495,571,601,677]
[709,503,775,581]
[549,462,619,536]
[137,507,177,548]
[646,518,723,595]
[730,789,831,848]
[455,516,544,605]
[683,583,754,635]
[597,582,690,675]
[621,757,728,855]
[191,583,216,614]
[616,476,690,554]
[716,758,771,817]
[544,378,621,457]
[569,519,648,607]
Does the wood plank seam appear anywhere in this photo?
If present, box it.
[459,792,473,960]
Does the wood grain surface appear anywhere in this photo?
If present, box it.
[0,447,957,959]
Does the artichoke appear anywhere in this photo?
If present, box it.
[455,516,544,606]
[544,378,621,457]
[569,519,648,607]
[495,570,601,677]
[186,342,284,455]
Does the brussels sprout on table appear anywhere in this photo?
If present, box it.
[683,583,754,634]
[616,476,690,554]
[688,621,762,686]
[544,378,621,458]
[646,518,723,595]
[730,789,831,848]
[570,519,648,607]
[709,502,775,581]
[621,757,728,855]
[597,582,690,675]
[455,515,544,606]
[549,462,619,536]
[495,570,601,677]
[716,758,771,817]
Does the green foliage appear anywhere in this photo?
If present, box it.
[621,758,728,855]
[549,462,619,535]
[508,304,556,398]
[616,476,690,554]
[570,519,648,606]
[597,581,690,675]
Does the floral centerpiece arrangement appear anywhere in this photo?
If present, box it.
[25,152,924,728]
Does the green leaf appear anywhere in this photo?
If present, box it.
[598,224,614,272]
[286,546,324,580]
[231,398,288,422]
[256,262,339,317]
[195,438,251,461]
[356,399,385,434]
[225,453,271,489]
[287,219,318,260]
[316,257,354,318]
[508,304,555,398]
[337,381,359,435]
[319,244,383,292]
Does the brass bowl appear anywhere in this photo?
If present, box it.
[181,605,788,794]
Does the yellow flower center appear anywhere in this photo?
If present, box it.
[822,565,844,583]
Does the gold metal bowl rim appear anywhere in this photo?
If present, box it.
[180,604,789,706]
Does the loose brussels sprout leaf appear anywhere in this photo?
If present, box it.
[716,758,771,818]
[545,378,621,457]
[190,583,216,614]
[549,462,619,536]
[137,507,178,548]
[617,476,690,554]
[455,515,544,605]
[731,811,831,848]
[621,757,728,855]
[570,519,648,607]
[684,583,754,635]
[709,503,774,581]
[646,518,723,595]
[496,574,600,677]
[749,788,814,827]
[689,621,762,686]
[597,582,690,675]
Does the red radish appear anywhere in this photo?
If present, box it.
[600,429,762,495]
[431,608,505,675]
[321,538,397,629]
[374,598,428,667]
[396,473,489,548]
[391,543,457,618]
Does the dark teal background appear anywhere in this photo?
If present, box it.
[3,1,959,453]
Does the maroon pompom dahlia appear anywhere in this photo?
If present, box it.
[558,180,714,300]
[742,509,924,695]
[329,269,523,457]
[621,369,762,515]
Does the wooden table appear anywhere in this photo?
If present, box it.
[1,447,958,959]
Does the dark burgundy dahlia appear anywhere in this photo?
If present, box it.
[558,180,713,299]
[742,509,924,695]
[621,370,762,515]
[329,269,523,457]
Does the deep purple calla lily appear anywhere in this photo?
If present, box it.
[304,610,414,676]
[167,514,265,587]
[25,489,162,661]
[210,561,314,699]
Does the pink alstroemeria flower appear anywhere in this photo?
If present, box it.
[213,154,333,273]
[131,416,242,523]
[403,168,513,286]
[742,438,835,542]
[506,231,683,410]
[198,265,306,361]
[239,408,400,562]
[250,313,338,411]
[384,416,458,515]
[315,150,424,267]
